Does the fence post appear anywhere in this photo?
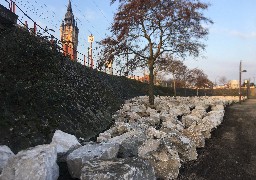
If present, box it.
[10,0,13,11]
[34,22,37,34]
[12,2,15,13]
[25,21,28,29]
[87,47,90,66]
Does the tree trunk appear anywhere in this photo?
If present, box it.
[184,83,187,97]
[149,62,154,105]
[173,79,176,97]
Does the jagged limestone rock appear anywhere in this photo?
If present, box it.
[138,139,161,158]
[51,130,81,162]
[66,143,119,179]
[163,132,198,162]
[211,104,225,111]
[206,110,225,127]
[0,144,58,180]
[192,120,214,139]
[191,109,207,119]
[142,142,181,180]
[97,132,112,143]
[108,130,147,158]
[182,115,201,128]
[137,116,158,126]
[183,126,206,148]
[0,145,14,173]
[130,104,147,113]
[80,158,156,180]
[145,127,166,139]
[105,122,131,138]
[97,96,238,179]
[122,103,131,112]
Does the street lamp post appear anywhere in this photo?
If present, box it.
[88,34,94,69]
[239,60,247,104]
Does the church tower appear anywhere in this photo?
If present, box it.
[60,0,79,61]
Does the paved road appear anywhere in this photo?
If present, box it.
[178,99,256,180]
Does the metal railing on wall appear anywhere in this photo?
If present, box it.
[2,0,149,82]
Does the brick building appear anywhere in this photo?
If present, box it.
[60,0,79,61]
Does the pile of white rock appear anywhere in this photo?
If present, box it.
[96,96,240,179]
[0,96,241,180]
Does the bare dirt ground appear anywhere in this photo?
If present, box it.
[178,99,256,180]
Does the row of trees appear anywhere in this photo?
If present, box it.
[156,54,213,96]
[98,0,213,105]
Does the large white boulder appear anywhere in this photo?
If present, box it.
[108,130,147,158]
[51,130,81,161]
[138,135,181,179]
[0,146,14,173]
[127,111,142,122]
[138,116,160,126]
[211,104,225,111]
[145,127,166,139]
[0,144,58,180]
[66,143,119,179]
[191,109,207,119]
[182,115,201,128]
[130,104,147,113]
[183,125,206,148]
[177,104,191,115]
[193,120,215,139]
[163,132,198,162]
[206,110,225,127]
[97,132,112,143]
[80,158,156,180]
[138,139,161,158]
[122,103,131,112]
[143,143,181,179]
[160,112,184,131]
[100,122,131,140]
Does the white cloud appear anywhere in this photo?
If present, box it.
[211,27,256,39]
[229,30,256,39]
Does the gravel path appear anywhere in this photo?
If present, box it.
[178,99,256,180]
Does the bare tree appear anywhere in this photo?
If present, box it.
[173,64,189,88]
[188,68,212,95]
[157,54,187,97]
[154,66,166,86]
[99,0,212,105]
[218,76,228,86]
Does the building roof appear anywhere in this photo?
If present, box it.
[65,0,74,23]
[67,0,72,12]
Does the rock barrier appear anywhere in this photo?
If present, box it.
[0,96,241,179]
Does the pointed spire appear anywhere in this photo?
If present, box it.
[65,0,74,24]
[67,0,72,12]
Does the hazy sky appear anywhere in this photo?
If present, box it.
[4,0,256,83]
[191,0,256,83]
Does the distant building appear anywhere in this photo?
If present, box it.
[60,0,79,61]
[127,74,149,83]
[228,80,239,89]
[139,74,150,83]
[105,59,113,75]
